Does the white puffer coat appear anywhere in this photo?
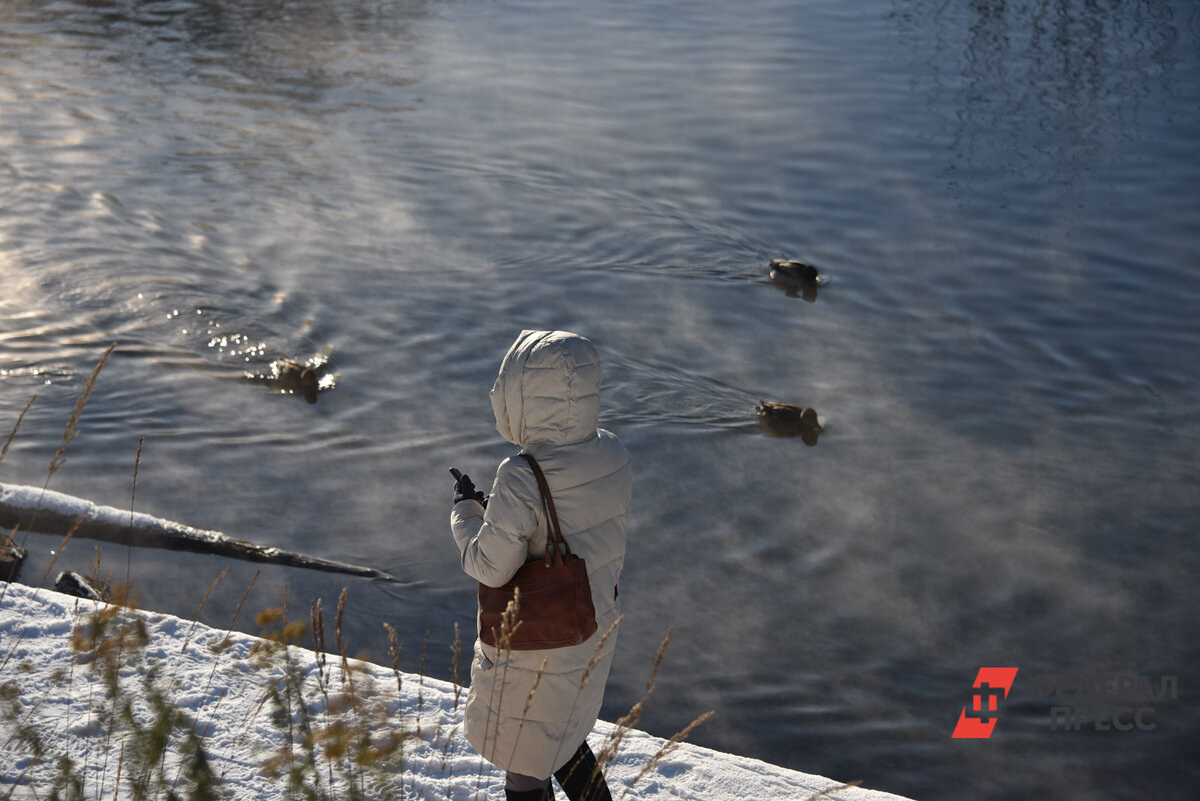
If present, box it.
[451,330,632,779]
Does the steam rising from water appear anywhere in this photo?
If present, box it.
[1,1,1197,799]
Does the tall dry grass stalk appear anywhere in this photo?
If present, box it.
[91,588,141,799]
[313,597,329,687]
[575,626,715,799]
[252,586,409,801]
[125,436,144,589]
[536,615,624,794]
[472,588,523,795]
[428,621,467,781]
[1,393,37,464]
[160,566,230,747]
[335,587,360,702]
[2,343,118,610]
[335,588,348,657]
[502,655,549,772]
[3,586,227,801]
[580,616,623,691]
[416,628,431,736]
[79,594,216,799]
[48,342,115,479]
[592,628,672,791]
[196,570,260,743]
[33,513,85,594]
[383,620,409,798]
[113,742,125,801]
[182,567,229,655]
[383,622,402,699]
[619,709,716,799]
[450,622,463,711]
[84,545,111,598]
[310,596,338,793]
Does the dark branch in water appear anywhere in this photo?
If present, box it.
[0,482,393,582]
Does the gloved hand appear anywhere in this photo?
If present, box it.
[453,473,487,506]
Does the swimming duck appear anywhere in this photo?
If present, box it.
[246,349,335,403]
[267,358,321,403]
[768,258,824,290]
[756,401,822,440]
[272,359,319,397]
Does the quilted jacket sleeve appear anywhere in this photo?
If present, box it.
[450,456,539,588]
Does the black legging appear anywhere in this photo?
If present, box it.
[554,741,612,801]
[504,741,612,801]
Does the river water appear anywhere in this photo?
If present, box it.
[1,1,1197,799]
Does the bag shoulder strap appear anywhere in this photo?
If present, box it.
[519,453,573,563]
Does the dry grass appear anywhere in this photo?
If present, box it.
[34,514,85,593]
[1,344,118,609]
[182,566,229,655]
[1,394,37,465]
[1,574,730,801]
[48,342,115,479]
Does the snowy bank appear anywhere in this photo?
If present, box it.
[0,582,913,800]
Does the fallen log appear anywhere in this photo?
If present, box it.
[0,482,393,581]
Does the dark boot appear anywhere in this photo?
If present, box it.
[554,742,612,801]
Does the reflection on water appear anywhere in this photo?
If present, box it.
[1,1,1198,800]
[603,353,763,433]
[890,0,1189,198]
[0,0,430,99]
[176,0,430,104]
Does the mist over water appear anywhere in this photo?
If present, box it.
[2,1,1198,799]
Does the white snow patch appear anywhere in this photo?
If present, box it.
[0,582,913,801]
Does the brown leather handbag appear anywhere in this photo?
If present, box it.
[478,453,598,650]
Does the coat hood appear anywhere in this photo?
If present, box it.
[490,330,602,447]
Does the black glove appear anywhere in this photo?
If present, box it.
[453,473,487,506]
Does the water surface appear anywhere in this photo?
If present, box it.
[2,1,1198,799]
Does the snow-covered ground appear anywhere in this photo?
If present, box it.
[0,581,912,800]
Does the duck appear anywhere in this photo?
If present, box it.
[245,349,335,403]
[756,401,822,440]
[768,258,824,287]
[272,358,319,396]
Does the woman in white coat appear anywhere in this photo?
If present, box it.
[451,330,633,801]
